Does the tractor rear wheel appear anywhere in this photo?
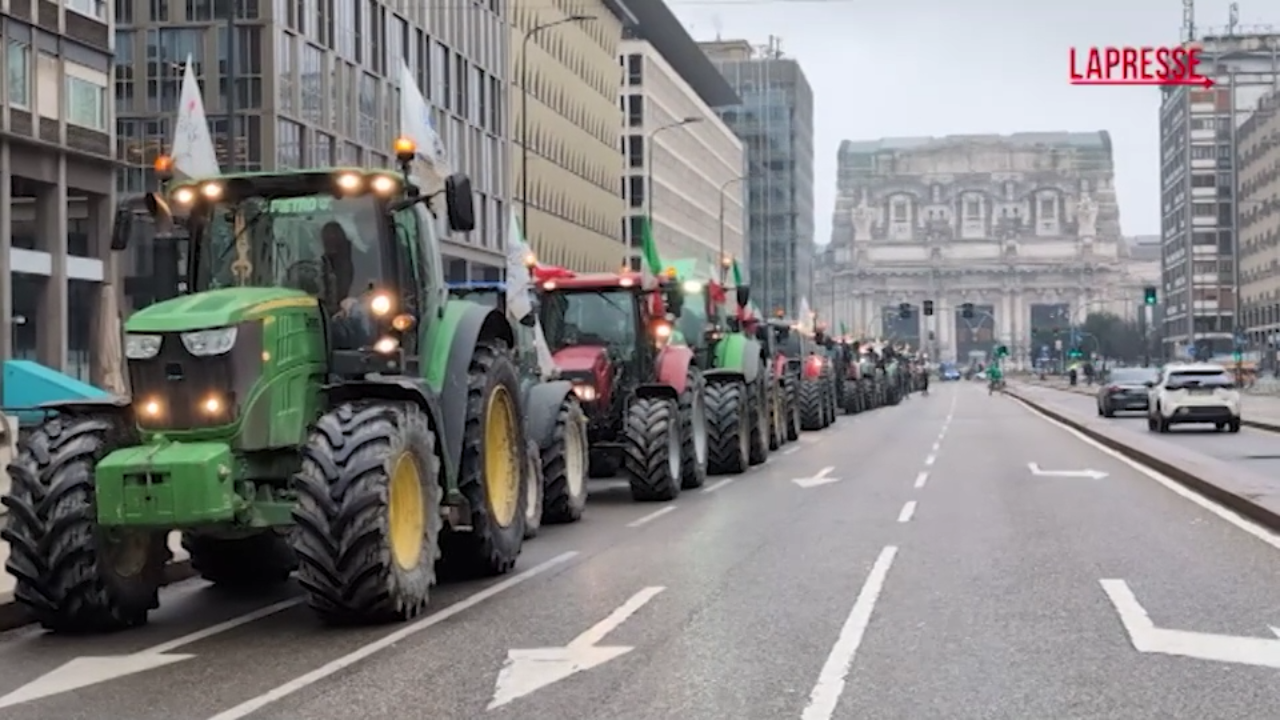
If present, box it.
[799,377,825,430]
[623,396,682,501]
[768,382,784,450]
[678,369,708,489]
[541,396,588,524]
[705,381,750,475]
[523,440,543,540]
[783,376,801,441]
[2,414,167,633]
[748,379,768,465]
[292,402,442,624]
[441,341,527,576]
[183,532,297,589]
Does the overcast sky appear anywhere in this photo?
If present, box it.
[671,0,1277,245]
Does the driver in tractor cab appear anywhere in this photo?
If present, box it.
[319,221,375,350]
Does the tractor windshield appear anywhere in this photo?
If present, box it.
[192,193,386,314]
[676,289,709,346]
[540,290,637,353]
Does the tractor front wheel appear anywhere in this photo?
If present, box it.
[541,396,589,524]
[783,376,801,441]
[523,440,543,540]
[748,379,768,465]
[292,402,442,624]
[623,396,683,501]
[2,414,167,633]
[799,377,825,431]
[705,381,750,475]
[678,369,708,489]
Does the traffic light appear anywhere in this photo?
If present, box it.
[995,345,1008,358]
[1143,286,1157,306]
[923,300,934,316]
[961,303,974,319]
[898,302,911,319]
[1068,348,1082,359]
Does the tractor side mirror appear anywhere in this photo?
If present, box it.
[444,173,475,232]
[735,284,750,308]
[110,209,136,251]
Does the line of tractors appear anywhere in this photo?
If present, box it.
[1,144,922,636]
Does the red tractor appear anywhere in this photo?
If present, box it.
[533,265,708,501]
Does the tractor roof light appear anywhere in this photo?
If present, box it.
[153,155,174,180]
[393,137,417,163]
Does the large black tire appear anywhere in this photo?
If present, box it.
[2,414,167,633]
[523,440,543,540]
[441,341,527,576]
[541,396,588,524]
[783,376,801,441]
[748,379,768,465]
[623,397,683,501]
[799,377,825,430]
[705,381,750,475]
[679,369,708,489]
[768,381,784,450]
[183,532,297,589]
[292,402,442,624]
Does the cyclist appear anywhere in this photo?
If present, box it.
[988,359,1005,395]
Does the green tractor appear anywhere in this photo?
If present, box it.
[2,153,534,633]
[671,269,781,475]
[445,280,589,537]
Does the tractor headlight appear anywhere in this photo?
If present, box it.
[572,383,597,402]
[682,280,703,294]
[125,334,163,360]
[181,327,238,356]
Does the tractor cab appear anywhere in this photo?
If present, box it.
[111,147,476,385]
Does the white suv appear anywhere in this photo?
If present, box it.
[1147,362,1241,433]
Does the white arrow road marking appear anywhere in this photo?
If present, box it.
[0,597,302,709]
[488,585,666,710]
[1101,579,1280,668]
[1027,462,1108,479]
[802,546,898,720]
[792,466,840,489]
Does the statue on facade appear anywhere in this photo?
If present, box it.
[1075,193,1099,239]
[851,196,876,241]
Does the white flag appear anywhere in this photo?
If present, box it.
[171,54,221,180]
[798,297,814,333]
[398,62,451,176]
[505,210,534,321]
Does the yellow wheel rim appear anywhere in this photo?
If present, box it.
[484,385,520,528]
[388,452,425,570]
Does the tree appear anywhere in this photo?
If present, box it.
[1082,312,1144,361]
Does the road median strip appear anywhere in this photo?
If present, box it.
[1007,384,1280,534]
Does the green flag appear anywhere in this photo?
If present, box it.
[731,260,743,286]
[639,216,662,275]
[840,321,848,336]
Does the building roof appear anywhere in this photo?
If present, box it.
[839,131,1112,155]
[621,0,741,108]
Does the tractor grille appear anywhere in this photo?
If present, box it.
[129,322,263,431]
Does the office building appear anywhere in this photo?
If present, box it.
[511,0,630,272]
[1157,33,1280,358]
[1237,88,1280,351]
[114,0,511,288]
[2,3,117,387]
[618,28,742,272]
[699,37,814,317]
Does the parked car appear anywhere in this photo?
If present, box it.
[1147,362,1242,433]
[1097,367,1160,417]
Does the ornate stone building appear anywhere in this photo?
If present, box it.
[815,131,1135,365]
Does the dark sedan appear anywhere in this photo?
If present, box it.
[1097,367,1160,417]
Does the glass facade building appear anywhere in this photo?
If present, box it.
[113,0,511,304]
[2,2,118,389]
[698,38,814,317]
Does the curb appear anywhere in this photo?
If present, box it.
[0,560,198,633]
[1007,386,1280,534]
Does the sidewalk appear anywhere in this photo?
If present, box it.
[1008,381,1280,534]
[1024,377,1280,431]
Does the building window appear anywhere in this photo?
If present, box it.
[964,198,981,218]
[892,201,907,222]
[626,54,642,85]
[1038,197,1056,219]
[627,94,643,127]
[628,134,643,168]
[1191,173,1216,188]
[1192,202,1216,217]
[628,175,644,209]
[67,0,106,18]
[7,41,30,108]
[67,75,108,131]
[1191,145,1215,160]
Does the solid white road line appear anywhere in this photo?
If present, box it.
[801,545,899,720]
[702,477,736,494]
[626,506,678,528]
[204,552,579,720]
[914,472,928,489]
[896,501,916,523]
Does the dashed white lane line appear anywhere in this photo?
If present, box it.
[626,506,678,528]
[914,471,928,489]
[702,477,736,494]
[897,501,917,523]
[801,545,899,720]
[923,454,936,466]
[783,446,800,455]
[931,441,940,452]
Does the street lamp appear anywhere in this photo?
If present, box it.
[646,117,702,221]
[717,174,744,283]
[520,14,595,250]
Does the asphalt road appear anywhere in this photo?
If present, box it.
[4,383,1280,719]
[1020,383,1280,477]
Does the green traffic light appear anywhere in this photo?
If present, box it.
[1143,286,1157,306]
